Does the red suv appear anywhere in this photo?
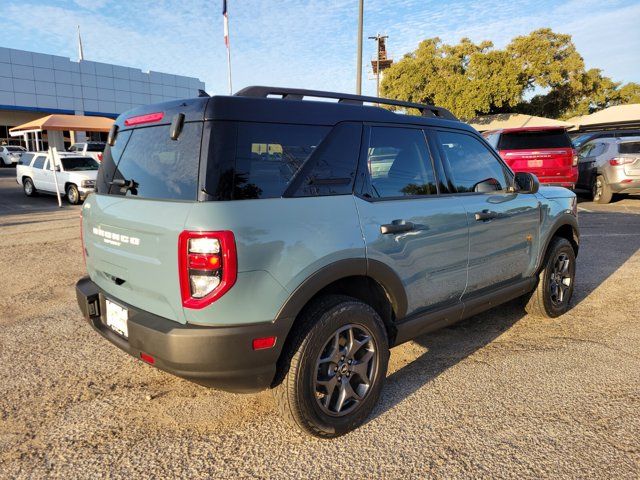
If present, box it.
[483,127,578,188]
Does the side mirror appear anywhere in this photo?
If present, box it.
[515,172,540,194]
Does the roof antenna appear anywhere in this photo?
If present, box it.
[77,25,85,61]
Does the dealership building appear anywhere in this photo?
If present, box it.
[0,46,206,147]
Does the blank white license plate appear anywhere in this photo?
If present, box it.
[106,299,128,338]
[528,159,543,167]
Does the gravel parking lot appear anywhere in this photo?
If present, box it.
[0,168,638,479]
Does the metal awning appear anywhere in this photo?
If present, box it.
[565,104,640,132]
[9,114,114,136]
[468,113,573,133]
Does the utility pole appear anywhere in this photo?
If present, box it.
[369,34,389,97]
[369,34,392,98]
[356,0,364,94]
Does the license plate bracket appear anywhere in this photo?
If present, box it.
[105,299,129,338]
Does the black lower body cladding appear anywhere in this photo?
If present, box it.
[75,276,293,393]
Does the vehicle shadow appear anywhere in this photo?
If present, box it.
[369,209,640,421]
[0,169,80,218]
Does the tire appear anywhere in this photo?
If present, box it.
[23,177,37,197]
[592,175,612,204]
[524,237,576,318]
[272,295,389,438]
[66,184,80,205]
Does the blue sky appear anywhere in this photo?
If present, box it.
[2,0,639,96]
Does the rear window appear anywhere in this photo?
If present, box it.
[6,146,24,152]
[85,142,106,152]
[61,157,99,171]
[205,122,330,200]
[619,142,640,154]
[498,130,571,150]
[96,122,202,200]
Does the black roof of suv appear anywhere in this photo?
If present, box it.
[110,86,462,131]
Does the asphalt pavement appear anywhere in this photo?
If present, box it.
[0,168,638,479]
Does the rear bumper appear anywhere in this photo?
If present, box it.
[610,180,640,194]
[75,276,293,393]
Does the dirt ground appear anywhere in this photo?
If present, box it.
[0,168,638,479]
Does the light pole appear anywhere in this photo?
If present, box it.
[356,0,363,94]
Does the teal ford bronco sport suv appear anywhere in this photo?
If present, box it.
[76,87,579,438]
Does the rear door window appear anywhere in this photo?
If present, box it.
[99,123,202,200]
[498,130,572,150]
[32,156,45,169]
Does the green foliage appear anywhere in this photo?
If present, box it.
[380,28,637,120]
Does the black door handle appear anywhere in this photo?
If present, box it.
[474,210,497,221]
[380,220,415,234]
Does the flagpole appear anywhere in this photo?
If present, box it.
[226,36,233,95]
[224,0,233,95]
[77,25,85,61]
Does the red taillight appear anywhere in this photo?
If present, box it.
[609,157,634,166]
[572,149,578,167]
[178,231,237,309]
[124,112,164,126]
[140,352,155,364]
[97,152,103,161]
[252,336,277,350]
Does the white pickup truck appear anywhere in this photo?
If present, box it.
[16,152,99,204]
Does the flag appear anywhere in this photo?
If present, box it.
[223,0,229,48]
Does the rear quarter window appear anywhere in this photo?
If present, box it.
[205,122,330,200]
[498,130,572,150]
[619,142,640,154]
[97,123,202,201]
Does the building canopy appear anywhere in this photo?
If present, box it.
[468,113,573,132]
[9,114,114,135]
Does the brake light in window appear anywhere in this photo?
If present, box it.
[124,112,164,126]
[178,231,237,309]
[609,157,634,166]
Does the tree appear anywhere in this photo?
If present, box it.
[618,83,640,104]
[380,28,638,120]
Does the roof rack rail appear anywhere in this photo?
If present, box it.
[234,86,458,121]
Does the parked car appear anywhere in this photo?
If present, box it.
[576,136,640,203]
[483,127,578,188]
[571,129,640,149]
[76,87,579,438]
[68,141,106,162]
[16,151,99,204]
[0,145,26,166]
